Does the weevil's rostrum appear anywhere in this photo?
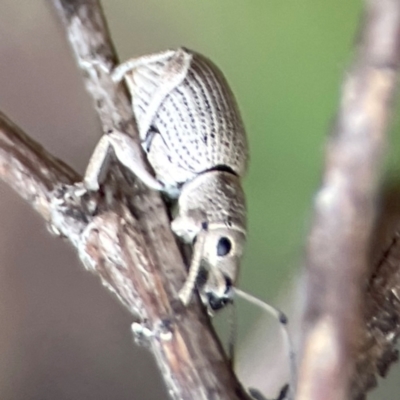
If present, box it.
[91,48,249,312]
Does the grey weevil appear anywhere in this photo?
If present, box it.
[83,47,296,399]
[84,48,248,312]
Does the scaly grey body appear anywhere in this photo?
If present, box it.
[84,48,248,312]
[115,48,248,190]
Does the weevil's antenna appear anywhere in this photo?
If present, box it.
[234,288,296,400]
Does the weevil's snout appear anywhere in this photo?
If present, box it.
[205,277,234,311]
[206,293,231,311]
[200,226,246,311]
[195,265,234,311]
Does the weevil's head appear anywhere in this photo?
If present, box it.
[172,170,247,313]
[197,222,246,311]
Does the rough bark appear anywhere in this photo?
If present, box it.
[0,1,251,399]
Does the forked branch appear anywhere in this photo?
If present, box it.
[0,0,252,399]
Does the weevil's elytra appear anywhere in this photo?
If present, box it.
[87,47,248,312]
[114,48,249,191]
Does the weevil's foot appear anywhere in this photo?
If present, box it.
[178,286,192,307]
[275,384,290,400]
[52,182,98,205]
[131,320,154,347]
[80,59,112,77]
[248,384,290,400]
[248,388,268,400]
[48,182,101,235]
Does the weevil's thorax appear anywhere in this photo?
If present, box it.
[122,48,249,192]
[172,170,246,241]
[171,170,247,312]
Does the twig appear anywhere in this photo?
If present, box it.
[0,0,253,399]
[0,110,79,219]
[297,1,400,400]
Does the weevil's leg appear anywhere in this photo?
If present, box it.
[84,131,163,191]
[178,230,206,306]
[275,385,290,400]
[111,50,177,82]
[84,134,114,191]
[248,388,268,400]
[171,212,203,243]
[113,49,193,140]
[106,131,163,190]
[113,48,192,88]
[234,288,296,400]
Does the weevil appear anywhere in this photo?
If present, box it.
[84,47,248,312]
[83,47,296,399]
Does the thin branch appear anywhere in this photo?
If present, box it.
[0,0,253,399]
[0,110,79,219]
[297,1,400,400]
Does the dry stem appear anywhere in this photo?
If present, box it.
[1,0,400,399]
[297,1,400,400]
[0,0,252,399]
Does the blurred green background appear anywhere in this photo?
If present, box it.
[0,0,399,399]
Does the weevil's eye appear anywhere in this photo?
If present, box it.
[217,237,232,257]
